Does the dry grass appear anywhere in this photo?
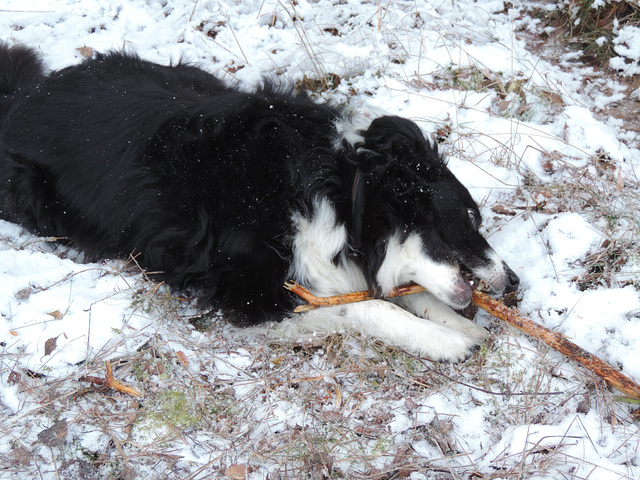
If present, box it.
[2,271,638,478]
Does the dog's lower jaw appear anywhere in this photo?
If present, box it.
[445,275,475,309]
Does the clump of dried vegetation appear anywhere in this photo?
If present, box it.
[5,280,632,479]
[534,0,640,64]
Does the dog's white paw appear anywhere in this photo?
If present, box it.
[442,317,489,343]
[408,328,485,363]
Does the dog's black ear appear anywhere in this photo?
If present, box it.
[356,116,443,178]
[349,164,369,249]
[359,116,426,162]
[348,116,445,248]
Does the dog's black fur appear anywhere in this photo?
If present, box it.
[0,45,518,349]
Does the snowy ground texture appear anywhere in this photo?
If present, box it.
[1,0,640,478]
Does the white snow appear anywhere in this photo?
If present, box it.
[611,24,640,76]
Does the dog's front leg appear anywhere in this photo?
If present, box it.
[277,300,486,363]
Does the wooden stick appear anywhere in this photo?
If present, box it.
[284,281,426,312]
[471,289,640,401]
[285,281,640,401]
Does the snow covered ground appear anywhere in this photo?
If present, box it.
[1,0,639,478]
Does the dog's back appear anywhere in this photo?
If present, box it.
[0,46,345,321]
[0,45,44,223]
[0,44,43,96]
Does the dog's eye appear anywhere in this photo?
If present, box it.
[467,208,478,228]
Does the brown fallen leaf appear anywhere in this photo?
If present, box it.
[76,46,94,57]
[15,287,33,300]
[47,310,64,320]
[44,336,58,356]
[539,89,564,106]
[34,419,68,448]
[616,167,624,191]
[9,444,32,466]
[491,204,516,216]
[225,464,248,479]
[176,350,189,368]
[8,371,21,385]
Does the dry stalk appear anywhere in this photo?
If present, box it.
[79,360,143,397]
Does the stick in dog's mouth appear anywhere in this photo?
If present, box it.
[284,281,427,313]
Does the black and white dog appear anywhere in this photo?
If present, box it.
[0,44,519,362]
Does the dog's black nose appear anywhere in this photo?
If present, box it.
[504,267,520,293]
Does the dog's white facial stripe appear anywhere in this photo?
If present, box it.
[290,198,367,296]
[376,233,470,307]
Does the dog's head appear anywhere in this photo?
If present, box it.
[347,116,519,309]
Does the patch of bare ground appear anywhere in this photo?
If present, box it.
[518,0,640,133]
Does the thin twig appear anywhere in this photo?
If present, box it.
[79,361,143,397]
